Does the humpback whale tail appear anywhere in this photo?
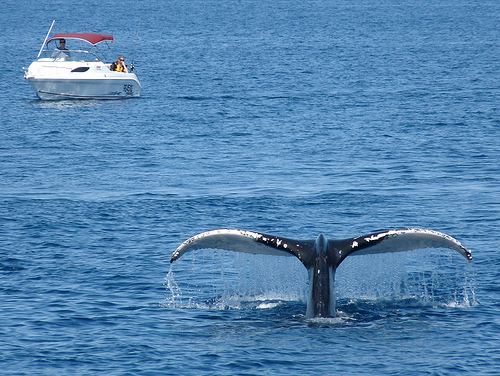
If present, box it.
[170,229,472,318]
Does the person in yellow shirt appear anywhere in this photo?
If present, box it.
[110,56,129,73]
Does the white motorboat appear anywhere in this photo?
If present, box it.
[24,23,141,100]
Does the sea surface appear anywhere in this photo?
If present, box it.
[1,0,499,375]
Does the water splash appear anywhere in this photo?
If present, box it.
[164,250,307,310]
[165,248,476,312]
[336,249,476,307]
[164,265,181,306]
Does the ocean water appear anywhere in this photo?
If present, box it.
[1,0,499,374]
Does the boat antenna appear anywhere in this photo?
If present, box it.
[37,20,55,58]
[131,22,141,72]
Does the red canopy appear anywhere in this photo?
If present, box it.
[48,33,114,46]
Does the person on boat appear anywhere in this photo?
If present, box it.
[54,38,70,60]
[57,39,68,50]
[110,56,129,73]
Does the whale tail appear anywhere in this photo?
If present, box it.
[170,228,472,317]
[171,228,471,268]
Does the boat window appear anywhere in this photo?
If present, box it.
[71,67,90,72]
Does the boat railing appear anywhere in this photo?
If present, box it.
[37,49,102,63]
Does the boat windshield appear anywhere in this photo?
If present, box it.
[37,39,107,62]
[37,48,102,62]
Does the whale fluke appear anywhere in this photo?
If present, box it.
[170,229,472,318]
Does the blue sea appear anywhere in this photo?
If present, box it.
[1,0,499,374]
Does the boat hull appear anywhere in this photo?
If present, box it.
[26,76,141,100]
